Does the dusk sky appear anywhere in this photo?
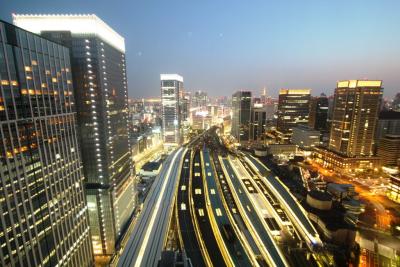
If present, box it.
[1,0,399,98]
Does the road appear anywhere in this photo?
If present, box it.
[117,147,186,267]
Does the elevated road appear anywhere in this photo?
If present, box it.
[117,148,186,267]
[245,155,322,249]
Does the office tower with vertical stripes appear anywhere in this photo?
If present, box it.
[161,74,183,146]
[0,20,93,266]
[13,14,136,256]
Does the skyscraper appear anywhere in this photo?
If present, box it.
[315,80,383,172]
[328,80,382,157]
[161,74,183,146]
[231,91,252,143]
[13,14,136,256]
[277,89,311,139]
[192,90,208,109]
[308,93,329,131]
[250,104,267,142]
[0,20,93,266]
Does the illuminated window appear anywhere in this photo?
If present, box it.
[24,66,32,71]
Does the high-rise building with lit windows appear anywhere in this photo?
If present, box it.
[0,20,93,266]
[277,89,311,140]
[231,91,252,143]
[13,14,136,256]
[161,74,183,146]
[328,80,383,157]
[315,80,383,172]
[308,93,329,132]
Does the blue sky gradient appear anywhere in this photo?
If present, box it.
[1,0,399,98]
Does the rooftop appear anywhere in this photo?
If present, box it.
[337,80,382,88]
[308,190,332,201]
[12,14,125,52]
[160,74,184,82]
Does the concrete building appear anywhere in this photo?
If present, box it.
[277,89,311,140]
[303,191,356,247]
[161,74,183,146]
[231,91,252,143]
[13,14,135,256]
[0,20,93,266]
[377,135,400,166]
[291,125,320,149]
[267,144,297,157]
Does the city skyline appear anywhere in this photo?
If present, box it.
[1,0,400,98]
[1,2,400,267]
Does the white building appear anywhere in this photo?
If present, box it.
[161,74,183,146]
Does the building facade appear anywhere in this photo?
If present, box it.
[191,90,208,109]
[0,20,93,266]
[277,89,311,139]
[329,80,383,157]
[315,80,383,172]
[377,135,400,166]
[375,110,400,147]
[308,93,329,131]
[231,91,252,143]
[161,74,183,146]
[13,14,136,256]
[250,104,267,142]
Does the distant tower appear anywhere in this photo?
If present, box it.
[161,74,183,146]
[308,93,329,132]
[231,91,252,143]
[277,89,311,139]
[261,87,267,104]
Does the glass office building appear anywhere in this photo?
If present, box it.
[13,14,136,256]
[231,91,252,143]
[277,89,311,138]
[161,74,183,146]
[0,20,93,266]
